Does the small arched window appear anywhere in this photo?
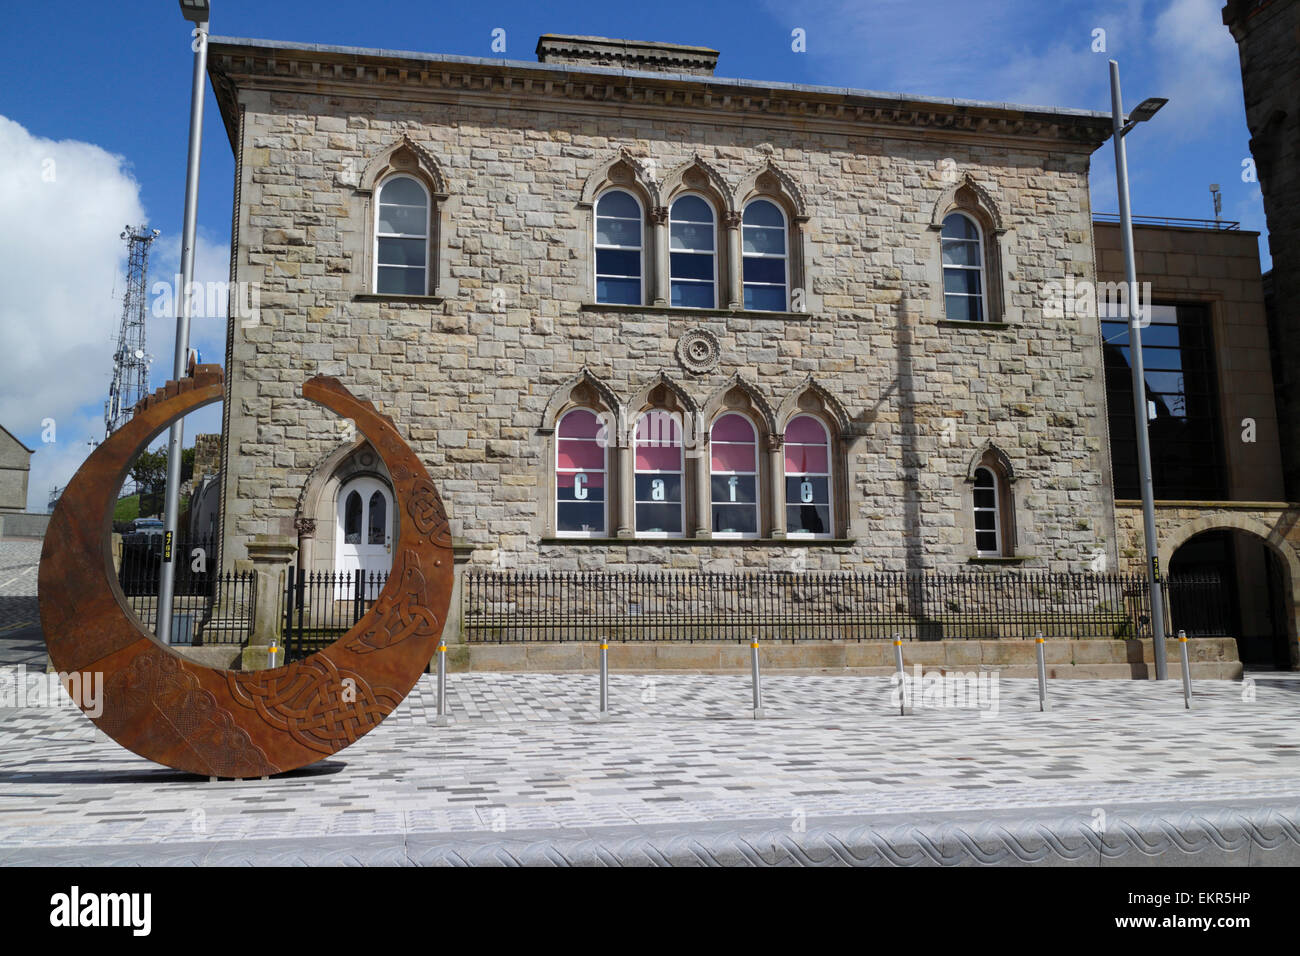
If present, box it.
[742,199,788,311]
[670,194,717,309]
[710,412,759,537]
[375,175,430,295]
[973,466,1001,556]
[343,490,363,545]
[634,410,684,536]
[367,490,387,545]
[556,409,608,537]
[941,212,986,322]
[595,190,643,305]
[784,415,831,537]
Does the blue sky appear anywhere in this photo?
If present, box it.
[0,0,1265,509]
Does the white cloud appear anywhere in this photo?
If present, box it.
[0,115,144,509]
[0,115,229,511]
[1150,0,1242,139]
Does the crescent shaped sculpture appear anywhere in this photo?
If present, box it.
[38,366,453,778]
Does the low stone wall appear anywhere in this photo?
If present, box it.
[447,637,1241,679]
[0,512,50,539]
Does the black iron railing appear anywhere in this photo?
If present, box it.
[282,568,390,662]
[116,534,255,645]
[463,570,1229,643]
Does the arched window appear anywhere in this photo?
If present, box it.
[973,466,1001,556]
[367,490,387,545]
[595,189,643,305]
[941,212,986,322]
[784,415,831,537]
[343,490,363,545]
[634,410,684,536]
[710,412,759,537]
[742,199,788,311]
[556,409,608,537]
[375,175,430,295]
[670,194,717,309]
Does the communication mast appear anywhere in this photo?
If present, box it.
[105,225,159,437]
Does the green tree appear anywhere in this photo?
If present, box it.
[130,448,195,517]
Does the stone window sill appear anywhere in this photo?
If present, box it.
[353,293,444,305]
[541,536,856,547]
[939,319,1010,330]
[580,303,809,319]
[967,555,1032,565]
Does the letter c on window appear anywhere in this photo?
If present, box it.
[574,472,588,500]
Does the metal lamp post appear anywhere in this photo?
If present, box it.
[157,0,211,644]
[1108,59,1169,679]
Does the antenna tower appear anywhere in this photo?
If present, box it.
[105,225,159,437]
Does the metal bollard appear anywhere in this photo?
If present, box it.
[267,643,278,669]
[599,641,609,720]
[1178,629,1192,710]
[1035,632,1049,712]
[751,640,764,719]
[433,643,450,725]
[894,635,908,716]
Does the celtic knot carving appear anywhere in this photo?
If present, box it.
[103,649,278,778]
[408,478,452,546]
[346,552,440,653]
[226,655,402,755]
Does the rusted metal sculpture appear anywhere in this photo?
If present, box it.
[38,367,453,777]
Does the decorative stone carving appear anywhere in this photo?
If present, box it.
[676,328,721,375]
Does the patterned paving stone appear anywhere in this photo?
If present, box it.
[0,669,1298,863]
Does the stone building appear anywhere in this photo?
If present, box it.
[1095,217,1298,667]
[1224,0,1300,496]
[0,424,33,514]
[206,32,1122,598]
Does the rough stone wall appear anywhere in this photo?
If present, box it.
[190,433,222,494]
[1226,0,1300,497]
[219,85,1118,575]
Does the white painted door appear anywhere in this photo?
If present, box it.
[335,478,393,599]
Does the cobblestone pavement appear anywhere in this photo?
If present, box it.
[1,668,1298,863]
[0,540,43,669]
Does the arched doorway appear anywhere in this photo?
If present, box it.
[335,477,394,596]
[1169,529,1291,669]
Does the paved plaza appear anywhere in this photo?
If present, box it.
[3,535,1298,865]
[1,665,1299,864]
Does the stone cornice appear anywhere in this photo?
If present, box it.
[207,36,1115,154]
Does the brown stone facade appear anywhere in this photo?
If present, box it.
[1095,219,1299,667]
[208,35,1121,585]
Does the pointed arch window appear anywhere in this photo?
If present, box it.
[634,410,684,536]
[972,466,1001,556]
[595,189,644,305]
[375,174,431,295]
[784,415,832,537]
[941,212,986,322]
[710,412,759,537]
[742,199,788,311]
[556,408,608,537]
[670,194,717,309]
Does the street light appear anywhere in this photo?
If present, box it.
[157,0,211,644]
[1108,59,1169,680]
